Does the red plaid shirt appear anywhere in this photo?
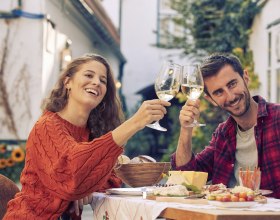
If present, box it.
[171,96,280,198]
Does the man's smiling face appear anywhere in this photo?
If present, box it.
[204,65,251,117]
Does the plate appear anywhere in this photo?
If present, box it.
[106,187,154,196]
[259,189,273,196]
[208,200,257,208]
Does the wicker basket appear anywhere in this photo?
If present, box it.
[114,162,171,187]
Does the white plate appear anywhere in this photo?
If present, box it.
[106,187,154,196]
[208,200,257,208]
[259,189,273,196]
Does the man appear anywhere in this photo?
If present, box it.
[171,53,280,198]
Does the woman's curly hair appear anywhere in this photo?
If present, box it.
[42,54,124,140]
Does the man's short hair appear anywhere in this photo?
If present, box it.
[200,53,244,95]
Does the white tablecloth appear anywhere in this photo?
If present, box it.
[91,193,280,220]
[91,193,169,220]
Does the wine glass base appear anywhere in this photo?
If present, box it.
[146,123,167,131]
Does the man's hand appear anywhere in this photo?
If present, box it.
[179,99,200,128]
[175,99,200,167]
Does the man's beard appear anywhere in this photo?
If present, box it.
[216,87,251,117]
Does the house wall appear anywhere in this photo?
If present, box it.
[44,0,122,97]
[0,0,44,139]
[249,0,280,102]
[0,0,123,139]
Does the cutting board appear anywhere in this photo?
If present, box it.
[146,195,208,205]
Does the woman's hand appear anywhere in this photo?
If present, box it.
[112,99,170,147]
[69,194,93,216]
[131,99,171,130]
[179,99,200,128]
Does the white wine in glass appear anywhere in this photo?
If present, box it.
[181,65,206,127]
[156,90,178,101]
[146,61,181,131]
[181,84,204,100]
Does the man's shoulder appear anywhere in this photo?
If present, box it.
[255,95,279,111]
[266,101,280,117]
[267,101,280,109]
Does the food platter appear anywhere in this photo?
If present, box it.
[147,195,208,204]
[106,187,154,196]
[259,189,273,196]
[208,200,258,208]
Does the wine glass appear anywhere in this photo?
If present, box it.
[181,64,206,127]
[146,61,181,131]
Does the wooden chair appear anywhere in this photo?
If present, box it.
[0,174,20,219]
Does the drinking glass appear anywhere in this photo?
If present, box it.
[239,169,261,192]
[146,61,181,131]
[181,64,205,127]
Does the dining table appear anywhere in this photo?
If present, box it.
[90,190,280,220]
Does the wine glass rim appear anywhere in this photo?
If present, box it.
[162,60,181,67]
[173,63,182,68]
[182,64,201,73]
[182,63,200,67]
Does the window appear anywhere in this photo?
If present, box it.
[276,31,280,62]
[268,32,271,67]
[267,70,271,101]
[157,0,185,47]
[267,19,280,103]
[160,0,172,10]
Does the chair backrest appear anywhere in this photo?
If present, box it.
[0,174,20,219]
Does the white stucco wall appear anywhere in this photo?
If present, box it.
[44,0,122,96]
[249,0,280,102]
[0,0,123,139]
[0,0,44,139]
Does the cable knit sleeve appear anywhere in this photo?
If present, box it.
[29,113,123,201]
[97,170,122,192]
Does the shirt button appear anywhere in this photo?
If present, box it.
[231,164,234,167]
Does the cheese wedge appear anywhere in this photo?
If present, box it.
[167,171,208,190]
[153,185,190,196]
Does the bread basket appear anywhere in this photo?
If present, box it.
[114,162,171,187]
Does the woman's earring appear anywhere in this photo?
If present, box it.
[66,88,71,98]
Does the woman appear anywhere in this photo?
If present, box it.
[4,54,170,219]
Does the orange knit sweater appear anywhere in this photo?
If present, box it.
[4,111,123,220]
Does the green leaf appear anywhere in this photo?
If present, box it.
[182,183,201,194]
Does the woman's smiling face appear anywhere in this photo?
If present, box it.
[66,60,108,111]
